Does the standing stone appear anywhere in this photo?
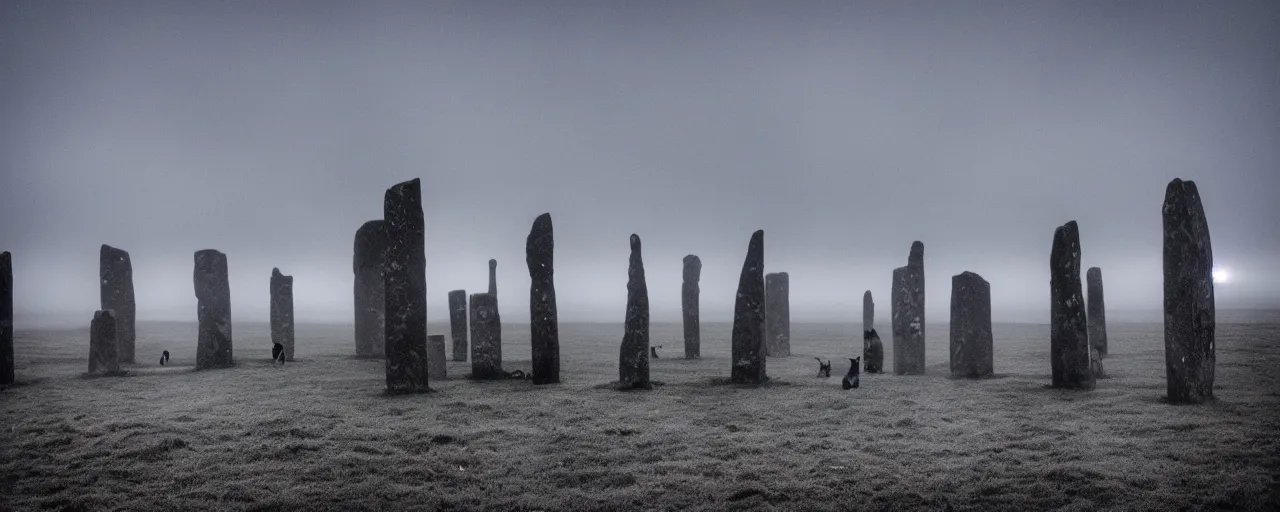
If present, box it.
[1163,178,1215,404]
[448,290,467,362]
[619,234,650,389]
[730,230,767,384]
[764,272,791,357]
[469,292,503,379]
[862,290,874,332]
[1,251,12,385]
[682,255,701,359]
[527,213,560,385]
[383,178,430,393]
[1087,267,1108,358]
[1050,221,1094,389]
[194,249,233,370]
[950,271,993,378]
[863,329,884,373]
[88,310,120,375]
[427,334,447,380]
[353,220,388,358]
[891,241,926,375]
[270,268,295,361]
[488,258,498,296]
[99,245,136,364]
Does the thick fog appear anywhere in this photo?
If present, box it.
[2,1,1277,327]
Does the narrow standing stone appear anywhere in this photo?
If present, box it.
[88,310,120,375]
[619,234,650,389]
[488,258,498,296]
[1087,267,1108,358]
[730,230,767,384]
[527,213,560,385]
[383,178,429,393]
[427,334,447,380]
[891,241,926,375]
[863,329,884,373]
[1,251,12,385]
[448,290,467,362]
[353,220,388,358]
[1050,221,1094,389]
[194,249,233,369]
[1163,178,1215,404]
[270,268,295,361]
[469,292,503,379]
[764,272,791,357]
[862,290,874,332]
[950,271,993,378]
[682,255,701,359]
[99,245,136,364]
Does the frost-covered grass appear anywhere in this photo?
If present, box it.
[2,319,1277,510]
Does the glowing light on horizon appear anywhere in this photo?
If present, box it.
[1212,267,1231,284]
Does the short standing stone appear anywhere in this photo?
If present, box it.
[270,268,295,361]
[863,329,884,373]
[89,310,120,375]
[194,249,233,369]
[448,290,467,362]
[469,292,503,379]
[682,255,701,359]
[1087,267,1107,358]
[1163,178,1215,404]
[862,290,874,332]
[731,230,767,384]
[427,334,447,380]
[527,213,560,385]
[488,258,498,296]
[1,251,12,385]
[99,245,136,364]
[1050,221,1094,389]
[764,272,791,357]
[353,220,388,358]
[619,234,650,389]
[383,178,430,393]
[950,271,993,378]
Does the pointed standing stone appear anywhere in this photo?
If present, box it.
[862,290,874,332]
[469,292,503,379]
[764,272,791,357]
[99,245,136,364]
[950,271,993,378]
[682,255,701,359]
[527,213,560,385]
[194,249,233,369]
[427,334,447,380]
[270,268,295,361]
[1087,267,1108,358]
[383,178,430,393]
[619,234,650,389]
[730,230,767,384]
[353,220,388,358]
[891,241,926,375]
[1163,179,1215,404]
[1050,221,1094,389]
[448,290,467,362]
[89,310,120,375]
[1,251,12,385]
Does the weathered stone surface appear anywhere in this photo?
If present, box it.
[730,230,767,384]
[862,290,874,332]
[619,234,650,389]
[863,328,884,373]
[383,178,430,393]
[682,254,701,359]
[1050,221,1094,389]
[1087,267,1108,358]
[488,259,498,296]
[353,220,388,358]
[89,310,120,375]
[469,292,503,379]
[1163,179,1215,404]
[527,213,560,385]
[427,334,447,381]
[891,242,926,375]
[448,290,467,362]
[270,268,295,361]
[950,271,993,378]
[99,245,136,364]
[194,249,233,369]
[765,272,791,357]
[1,251,12,385]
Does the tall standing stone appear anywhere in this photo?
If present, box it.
[427,334,447,380]
[1087,267,1108,358]
[194,249,233,369]
[353,220,388,358]
[448,290,467,362]
[682,255,701,359]
[1050,221,1094,389]
[1,251,13,385]
[1163,178,1215,404]
[488,258,498,296]
[469,292,503,379]
[862,290,874,332]
[270,268,295,361]
[527,213,560,385]
[619,234,650,389]
[950,271,993,378]
[99,245,136,364]
[891,241,926,375]
[383,178,429,393]
[730,230,767,384]
[88,310,120,375]
[764,272,790,357]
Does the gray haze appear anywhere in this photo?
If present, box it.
[2,1,1277,327]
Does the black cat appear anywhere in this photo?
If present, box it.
[272,343,285,365]
[814,357,831,378]
[159,350,170,366]
[842,357,861,389]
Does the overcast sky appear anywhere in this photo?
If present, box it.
[2,0,1277,327]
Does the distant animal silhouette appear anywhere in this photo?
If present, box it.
[650,345,662,358]
[505,369,529,380]
[160,350,170,366]
[814,357,831,378]
[272,343,285,365]
[842,357,861,390]
[863,329,884,373]
[1090,348,1105,378]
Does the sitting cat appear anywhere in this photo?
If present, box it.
[814,357,831,378]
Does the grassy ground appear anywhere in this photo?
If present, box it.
[2,318,1277,511]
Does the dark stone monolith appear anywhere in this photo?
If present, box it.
[1,251,13,385]
[527,213,560,385]
[448,290,467,362]
[1087,267,1107,358]
[730,230,767,384]
[194,249,233,369]
[891,242,926,375]
[383,178,429,393]
[488,258,498,296]
[1050,221,1094,389]
[765,272,791,357]
[1163,178,1215,404]
[353,220,388,358]
[863,329,884,373]
[862,290,874,332]
[270,268,295,361]
[427,334,447,380]
[619,234,650,389]
[99,245,136,364]
[88,310,120,375]
[682,255,701,359]
[950,271,993,378]
[469,292,503,379]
